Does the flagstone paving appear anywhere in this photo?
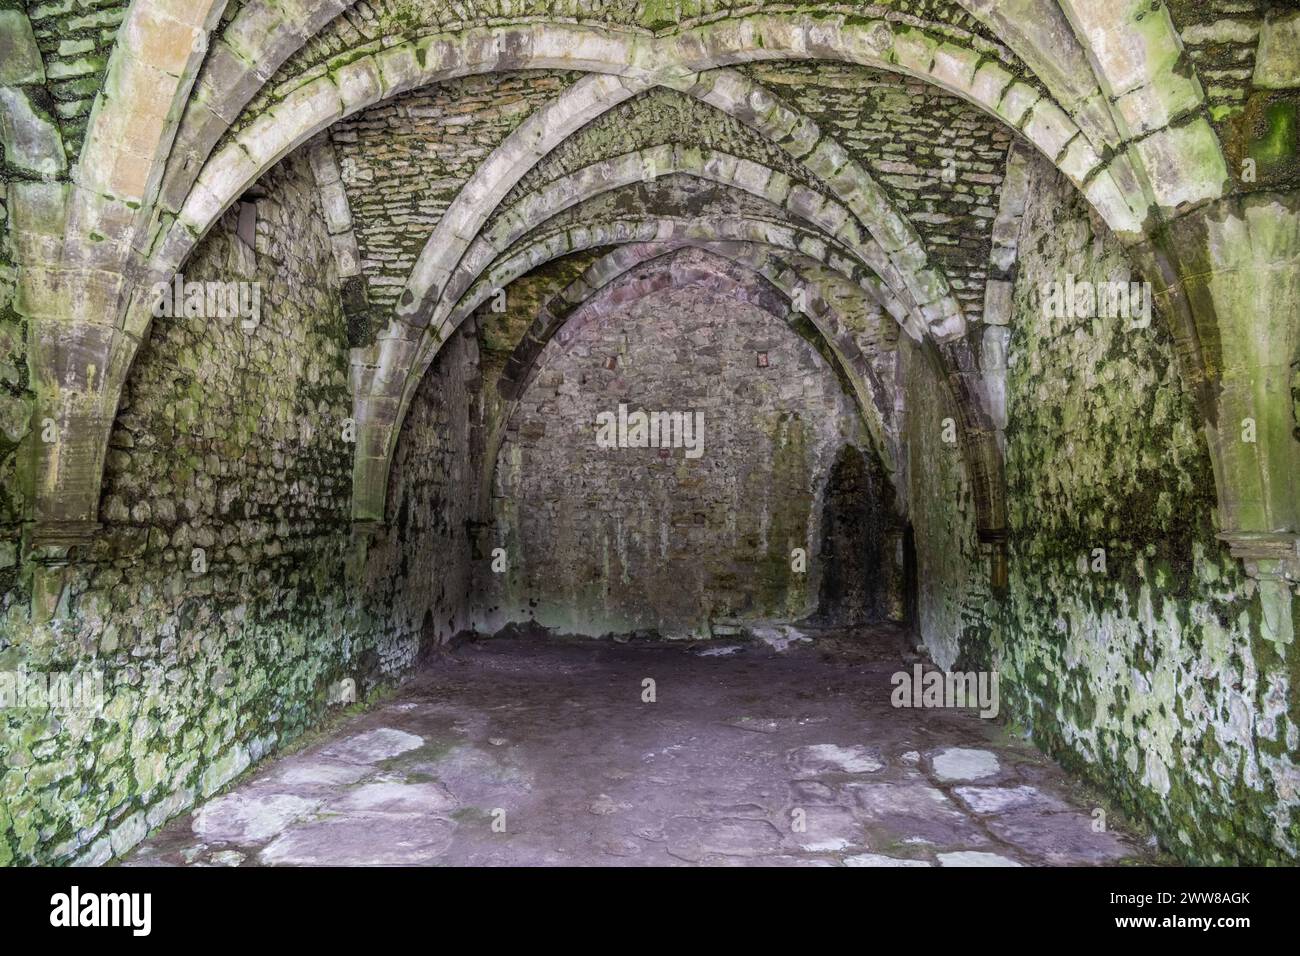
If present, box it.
[125,625,1153,867]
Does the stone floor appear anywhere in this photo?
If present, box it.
[125,624,1153,867]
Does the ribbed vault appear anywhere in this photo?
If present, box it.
[2,0,1299,870]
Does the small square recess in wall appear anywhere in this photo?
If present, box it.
[756,351,769,368]
[604,355,618,370]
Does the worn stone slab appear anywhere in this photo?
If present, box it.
[270,758,371,789]
[789,744,886,775]
[954,785,1069,815]
[665,816,785,860]
[326,781,458,815]
[318,728,424,765]
[192,792,322,844]
[848,782,988,847]
[984,808,1135,865]
[930,747,1001,782]
[260,815,455,866]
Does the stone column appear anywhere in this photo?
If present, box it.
[1140,190,1300,647]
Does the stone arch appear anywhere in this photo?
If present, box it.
[472,242,906,546]
[1055,0,1229,214]
[360,219,1007,587]
[351,214,881,522]
[388,66,965,350]
[448,217,883,371]
[90,10,1226,348]
[447,145,924,340]
[147,4,1023,237]
[156,12,1176,274]
[131,6,1182,338]
[155,0,360,216]
[504,241,899,461]
[976,138,1038,451]
[64,0,224,275]
[119,14,1221,566]
[28,9,1282,593]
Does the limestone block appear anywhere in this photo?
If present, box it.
[485,210,528,252]
[983,280,1013,326]
[261,79,341,162]
[853,239,893,281]
[982,325,1010,372]
[996,82,1042,127]
[891,28,938,77]
[375,43,422,97]
[220,3,289,67]
[1113,69,1204,137]
[731,157,772,196]
[803,136,850,181]
[330,232,360,278]
[1072,91,1124,152]
[0,88,66,178]
[1057,134,1102,184]
[278,0,348,38]
[196,41,269,123]
[1022,99,1077,161]
[927,305,965,341]
[701,150,739,186]
[1254,13,1300,89]
[840,18,894,64]
[317,179,351,233]
[642,142,675,176]
[528,24,633,74]
[0,10,45,85]
[808,198,849,238]
[969,61,1014,113]
[796,234,827,263]
[891,241,930,280]
[307,140,341,187]
[910,265,951,306]
[61,193,136,270]
[333,55,383,114]
[7,180,68,239]
[1063,0,1182,98]
[833,216,863,250]
[748,17,809,63]
[185,146,256,230]
[1083,167,1145,239]
[862,203,914,255]
[931,42,981,92]
[752,94,803,144]
[457,240,498,286]
[763,170,792,206]
[1130,118,1229,211]
[118,5,201,78]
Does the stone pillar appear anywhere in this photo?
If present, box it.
[25,319,136,539]
[349,329,415,523]
[9,173,137,555]
[1140,190,1300,646]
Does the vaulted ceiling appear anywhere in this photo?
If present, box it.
[4,0,1297,578]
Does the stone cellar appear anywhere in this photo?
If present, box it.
[0,0,1297,868]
